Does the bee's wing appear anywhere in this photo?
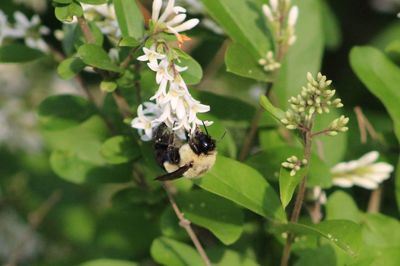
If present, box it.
[155,164,191,181]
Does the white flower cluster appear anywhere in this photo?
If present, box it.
[81,3,121,40]
[331,151,394,190]
[56,3,120,42]
[131,0,211,141]
[151,0,200,43]
[0,10,49,52]
[260,0,299,72]
[262,0,298,45]
[13,0,47,13]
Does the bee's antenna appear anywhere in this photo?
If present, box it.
[202,121,209,136]
[219,130,227,141]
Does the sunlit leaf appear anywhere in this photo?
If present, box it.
[178,190,244,245]
[196,155,286,222]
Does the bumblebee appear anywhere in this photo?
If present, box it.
[154,123,217,181]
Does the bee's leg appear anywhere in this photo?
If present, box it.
[167,146,180,164]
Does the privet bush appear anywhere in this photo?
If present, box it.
[0,0,399,266]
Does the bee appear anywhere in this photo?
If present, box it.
[153,123,217,181]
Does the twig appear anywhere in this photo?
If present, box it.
[367,186,383,213]
[239,83,273,161]
[5,191,62,266]
[354,106,367,143]
[112,91,133,118]
[354,106,380,143]
[77,16,96,44]
[199,39,229,88]
[134,62,142,104]
[307,200,322,224]
[238,106,264,161]
[281,130,313,266]
[162,182,211,266]
[310,128,333,138]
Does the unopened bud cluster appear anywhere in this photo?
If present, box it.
[280,72,348,133]
[282,155,308,176]
[262,0,298,46]
[327,115,349,136]
[258,51,281,72]
[259,0,299,73]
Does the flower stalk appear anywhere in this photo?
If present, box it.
[239,0,299,161]
[278,72,348,266]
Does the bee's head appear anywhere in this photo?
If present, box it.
[189,130,216,155]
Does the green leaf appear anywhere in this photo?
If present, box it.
[202,0,272,81]
[114,0,144,40]
[246,147,332,188]
[361,213,400,248]
[207,248,259,266]
[53,0,72,4]
[295,245,336,266]
[77,0,107,4]
[179,53,203,85]
[396,158,400,211]
[50,149,95,184]
[119,36,141,47]
[273,0,324,108]
[385,40,400,60]
[178,190,244,245]
[151,237,203,266]
[38,95,96,130]
[260,95,285,122]
[55,2,83,22]
[100,135,140,164]
[279,166,307,209]
[0,44,44,63]
[79,259,138,266]
[197,91,256,122]
[202,0,271,57]
[160,207,190,241]
[312,108,348,165]
[274,220,362,256]
[350,46,400,141]
[57,57,86,79]
[100,80,118,92]
[78,44,121,72]
[225,42,273,82]
[326,191,361,222]
[60,205,95,244]
[196,155,286,222]
[43,115,108,165]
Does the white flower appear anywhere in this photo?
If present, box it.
[131,1,212,141]
[137,45,166,69]
[331,151,394,190]
[262,4,274,22]
[148,57,174,84]
[131,103,162,141]
[288,6,299,27]
[152,0,199,38]
[187,98,210,123]
[0,10,12,44]
[12,11,50,51]
[262,1,299,47]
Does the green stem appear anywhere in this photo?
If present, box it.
[280,130,313,266]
